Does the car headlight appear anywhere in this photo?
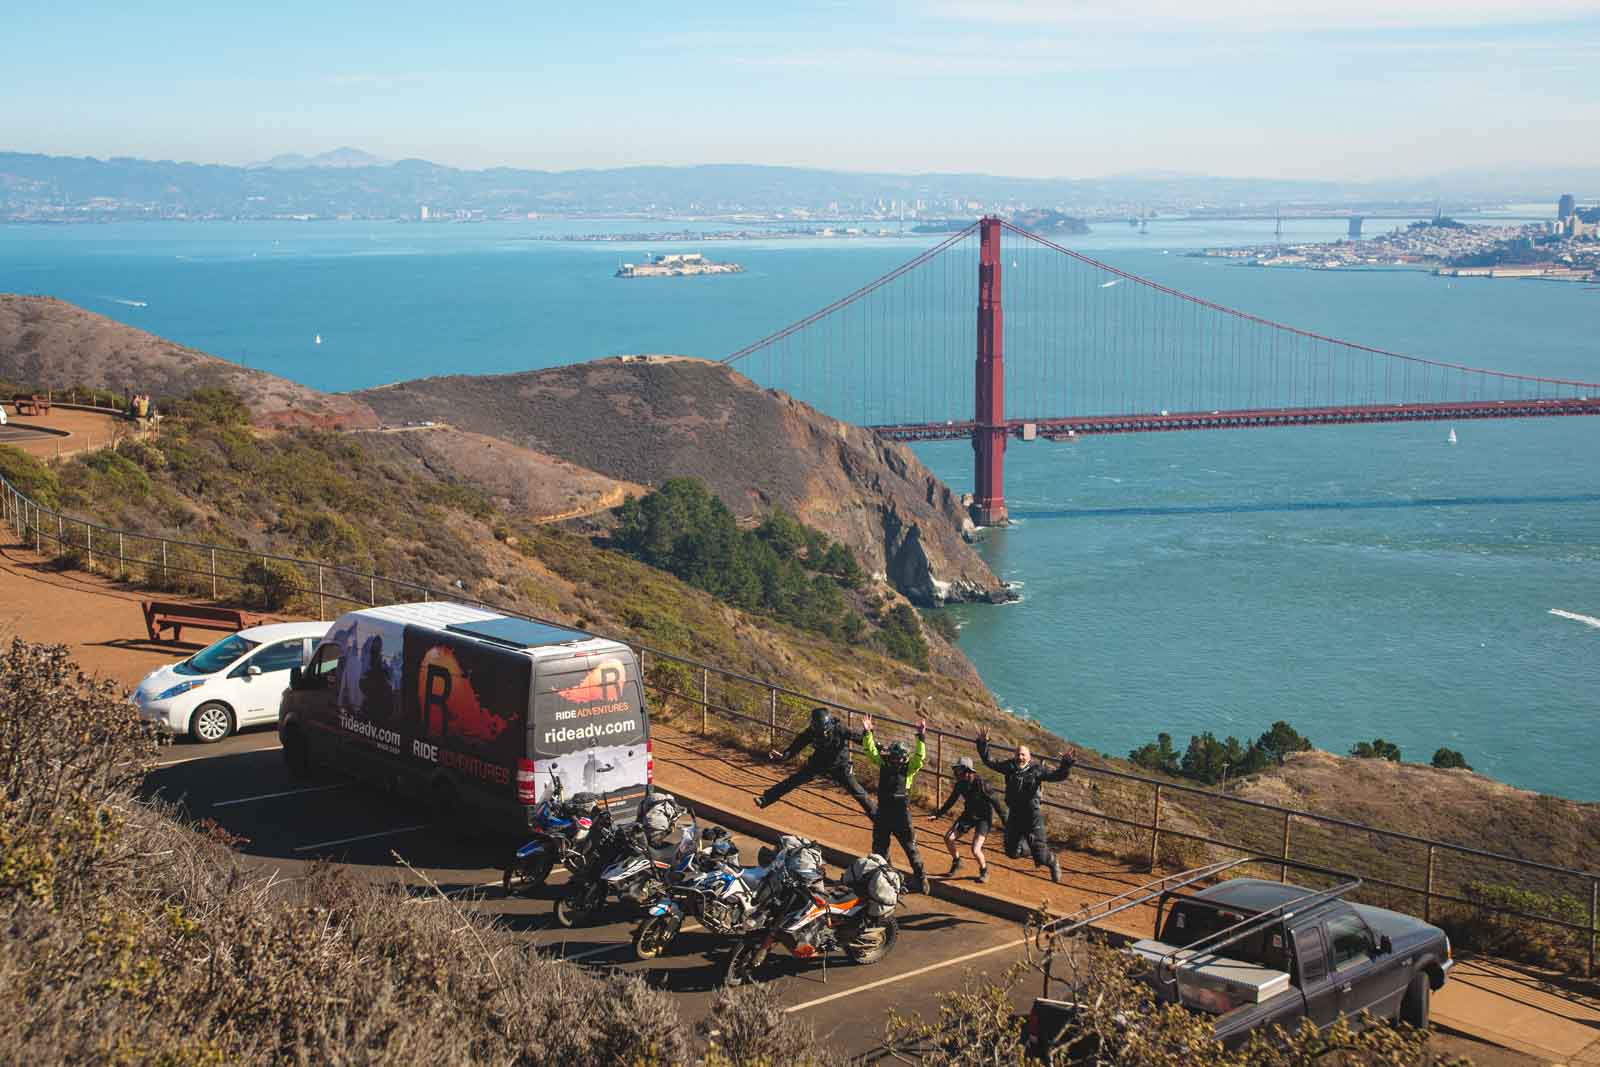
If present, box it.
[156,678,207,701]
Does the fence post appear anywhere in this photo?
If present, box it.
[1280,813,1292,883]
[57,514,63,550]
[1424,845,1436,923]
[768,687,777,749]
[85,523,92,570]
[211,549,217,599]
[1588,877,1596,979]
[935,730,944,798]
[161,540,167,583]
[318,566,325,618]
[701,668,709,735]
[1148,783,1163,873]
[370,575,376,606]
[118,531,124,574]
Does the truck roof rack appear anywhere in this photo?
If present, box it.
[1026,855,1360,997]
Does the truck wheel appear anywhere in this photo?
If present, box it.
[189,702,234,744]
[282,726,314,781]
[1399,972,1430,1028]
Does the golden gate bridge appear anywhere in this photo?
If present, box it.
[724,217,1600,525]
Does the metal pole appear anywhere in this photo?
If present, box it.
[85,523,92,569]
[118,531,124,574]
[211,549,217,599]
[161,540,167,583]
[318,566,325,618]
[1424,845,1436,923]
[1588,877,1596,979]
[935,729,944,798]
[370,574,376,606]
[768,687,777,749]
[1280,813,1292,883]
[1148,783,1163,873]
[701,668,709,735]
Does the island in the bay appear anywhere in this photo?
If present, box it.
[614,252,744,278]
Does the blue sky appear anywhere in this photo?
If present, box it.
[3,0,1596,179]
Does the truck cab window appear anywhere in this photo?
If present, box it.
[305,645,342,688]
[1324,912,1373,971]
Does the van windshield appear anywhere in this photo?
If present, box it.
[175,634,260,676]
[533,653,646,756]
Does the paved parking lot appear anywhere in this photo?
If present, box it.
[143,727,1031,1057]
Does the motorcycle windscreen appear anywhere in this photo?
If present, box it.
[530,650,649,816]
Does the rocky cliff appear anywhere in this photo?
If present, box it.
[356,356,1008,605]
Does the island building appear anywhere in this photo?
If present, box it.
[615,252,743,278]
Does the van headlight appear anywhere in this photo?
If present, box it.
[156,679,207,701]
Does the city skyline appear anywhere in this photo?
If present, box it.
[3,1,1598,182]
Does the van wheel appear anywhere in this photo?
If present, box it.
[189,702,234,744]
[1398,972,1430,1028]
[283,727,314,781]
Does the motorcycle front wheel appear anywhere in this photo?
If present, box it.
[503,851,557,896]
[844,918,899,966]
[632,913,683,960]
[721,940,772,987]
[553,882,606,928]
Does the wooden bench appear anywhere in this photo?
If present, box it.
[12,394,51,416]
[142,600,263,644]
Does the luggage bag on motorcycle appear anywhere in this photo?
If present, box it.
[638,791,686,846]
[845,853,903,918]
[779,835,826,884]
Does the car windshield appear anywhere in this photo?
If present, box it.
[174,634,260,676]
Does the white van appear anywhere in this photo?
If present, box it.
[132,620,330,742]
[278,603,652,833]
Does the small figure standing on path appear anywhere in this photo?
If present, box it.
[754,705,875,818]
[933,756,1007,883]
[862,715,928,893]
[975,728,1076,883]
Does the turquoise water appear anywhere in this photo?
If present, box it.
[2,218,1596,799]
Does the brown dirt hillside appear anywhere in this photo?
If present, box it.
[0,295,376,429]
[355,355,1007,606]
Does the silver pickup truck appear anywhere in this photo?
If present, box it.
[1026,860,1453,1054]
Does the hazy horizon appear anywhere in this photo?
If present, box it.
[4,1,1597,183]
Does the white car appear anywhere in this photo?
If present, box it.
[132,621,330,743]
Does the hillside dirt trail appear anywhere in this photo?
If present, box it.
[0,535,1592,1064]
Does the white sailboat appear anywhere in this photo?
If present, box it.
[1447,427,1457,445]
[314,334,322,345]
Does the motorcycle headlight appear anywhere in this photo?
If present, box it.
[156,678,207,701]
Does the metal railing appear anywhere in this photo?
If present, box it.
[3,470,1595,977]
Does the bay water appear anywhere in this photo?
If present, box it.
[1,217,1594,799]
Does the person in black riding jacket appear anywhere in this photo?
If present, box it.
[755,706,875,817]
[976,728,1076,883]
[862,715,928,894]
[934,756,1007,883]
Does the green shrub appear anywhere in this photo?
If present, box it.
[0,445,61,509]
[921,607,959,643]
[1442,881,1590,971]
[239,558,304,611]
[1351,738,1402,761]
[876,604,929,669]
[1431,747,1471,770]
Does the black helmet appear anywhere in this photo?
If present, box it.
[810,706,834,732]
[885,740,910,764]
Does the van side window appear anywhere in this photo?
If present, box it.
[1324,912,1373,971]
[305,644,342,688]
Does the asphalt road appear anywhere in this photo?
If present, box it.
[144,726,1543,1065]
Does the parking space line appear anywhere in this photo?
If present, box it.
[213,784,345,807]
[294,824,429,853]
[783,937,1027,1014]
[562,942,628,962]
[154,744,281,767]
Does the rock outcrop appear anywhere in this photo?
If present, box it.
[357,356,1008,605]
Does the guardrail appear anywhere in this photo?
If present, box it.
[2,469,1595,977]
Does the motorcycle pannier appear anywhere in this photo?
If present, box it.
[783,838,826,884]
[845,853,903,917]
[638,792,684,846]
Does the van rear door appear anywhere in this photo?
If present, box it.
[530,649,650,816]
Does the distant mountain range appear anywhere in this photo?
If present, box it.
[0,148,1590,222]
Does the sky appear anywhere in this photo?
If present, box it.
[3,0,1597,181]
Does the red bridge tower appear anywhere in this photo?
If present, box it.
[972,216,1008,526]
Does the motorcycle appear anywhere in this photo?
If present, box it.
[721,843,901,986]
[552,793,701,928]
[632,826,759,959]
[502,769,601,896]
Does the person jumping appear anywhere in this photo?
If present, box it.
[976,728,1076,883]
[755,705,875,818]
[933,756,1007,883]
[862,715,928,894]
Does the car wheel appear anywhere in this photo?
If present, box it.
[1398,972,1430,1028]
[189,702,234,744]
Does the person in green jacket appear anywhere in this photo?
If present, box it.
[861,715,928,893]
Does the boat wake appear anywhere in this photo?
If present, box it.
[108,297,148,308]
[1549,608,1600,630]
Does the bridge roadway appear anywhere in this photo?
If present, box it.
[873,397,1600,442]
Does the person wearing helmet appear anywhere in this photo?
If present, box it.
[755,705,875,817]
[861,715,928,894]
[976,728,1076,883]
[934,756,1008,883]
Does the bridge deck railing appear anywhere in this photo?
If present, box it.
[3,473,1595,978]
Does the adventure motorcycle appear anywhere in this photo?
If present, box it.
[502,769,600,896]
[552,793,698,928]
[721,842,902,986]
[632,826,759,959]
